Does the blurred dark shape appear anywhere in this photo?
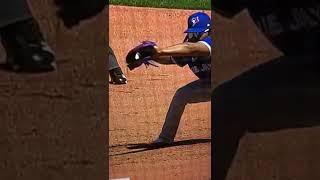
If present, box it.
[54,0,107,28]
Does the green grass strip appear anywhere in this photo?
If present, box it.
[109,0,211,10]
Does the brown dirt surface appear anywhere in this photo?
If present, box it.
[109,6,211,180]
[0,1,107,179]
[213,10,320,180]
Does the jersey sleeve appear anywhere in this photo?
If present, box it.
[199,37,212,55]
[213,0,248,18]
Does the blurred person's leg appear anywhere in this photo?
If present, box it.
[0,0,32,28]
[108,46,127,84]
[0,0,56,72]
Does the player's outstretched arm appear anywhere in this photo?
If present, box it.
[154,42,210,59]
[125,39,211,70]
[152,56,175,65]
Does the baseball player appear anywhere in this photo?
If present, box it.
[212,2,320,180]
[145,12,212,146]
[109,46,127,84]
[0,0,56,72]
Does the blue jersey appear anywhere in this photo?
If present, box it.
[172,36,212,79]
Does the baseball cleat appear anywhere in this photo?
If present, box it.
[0,18,56,73]
[150,137,173,147]
[109,67,127,85]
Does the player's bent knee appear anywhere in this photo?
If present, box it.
[174,87,187,96]
[173,87,191,101]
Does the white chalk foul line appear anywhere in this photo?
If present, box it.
[110,177,130,180]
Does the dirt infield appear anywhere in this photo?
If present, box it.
[109,6,211,180]
[0,1,107,179]
[213,10,320,180]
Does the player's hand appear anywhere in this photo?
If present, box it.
[151,45,160,60]
[126,41,160,70]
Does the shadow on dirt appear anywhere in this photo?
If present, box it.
[212,53,320,180]
[0,58,73,74]
[0,64,56,74]
[109,138,211,157]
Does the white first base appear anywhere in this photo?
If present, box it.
[110,177,130,180]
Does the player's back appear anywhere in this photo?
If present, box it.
[247,4,320,55]
[213,0,320,56]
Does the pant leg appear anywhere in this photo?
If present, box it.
[108,46,120,70]
[0,0,33,28]
[159,78,211,141]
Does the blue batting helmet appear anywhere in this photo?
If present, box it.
[184,12,211,33]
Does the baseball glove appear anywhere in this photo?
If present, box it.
[54,0,107,28]
[126,41,159,70]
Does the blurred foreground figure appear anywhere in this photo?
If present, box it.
[0,0,56,72]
